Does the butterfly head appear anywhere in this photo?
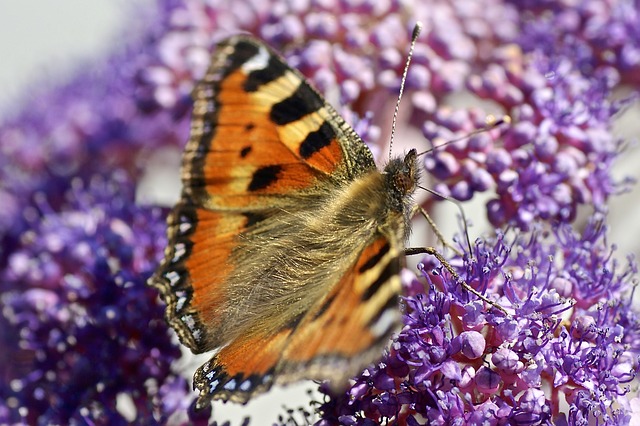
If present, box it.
[383,148,420,212]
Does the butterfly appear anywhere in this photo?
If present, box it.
[151,30,439,409]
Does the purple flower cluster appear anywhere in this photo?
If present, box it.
[0,172,194,424]
[425,60,625,229]
[1,0,638,424]
[314,217,639,425]
[0,4,196,423]
[421,0,639,229]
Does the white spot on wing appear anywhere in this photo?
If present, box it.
[176,296,185,311]
[166,270,180,286]
[240,379,252,391]
[241,46,270,72]
[172,243,186,263]
[209,379,219,392]
[224,378,237,390]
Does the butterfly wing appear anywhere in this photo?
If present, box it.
[276,233,402,382]
[152,35,376,351]
[151,35,406,406]
[192,232,403,405]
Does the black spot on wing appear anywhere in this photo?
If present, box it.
[299,121,336,159]
[270,82,324,125]
[242,212,268,228]
[358,242,391,274]
[248,165,282,191]
[240,146,252,158]
[360,260,397,302]
[244,55,290,92]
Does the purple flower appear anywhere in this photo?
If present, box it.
[314,216,639,425]
[421,0,638,229]
[0,172,190,424]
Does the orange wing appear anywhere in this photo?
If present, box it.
[277,234,402,381]
[150,36,404,409]
[191,233,403,406]
[183,35,376,210]
[151,36,377,353]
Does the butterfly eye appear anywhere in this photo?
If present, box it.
[396,174,415,194]
[399,149,419,191]
[391,153,418,194]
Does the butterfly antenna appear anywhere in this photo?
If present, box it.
[388,22,423,161]
[416,115,510,158]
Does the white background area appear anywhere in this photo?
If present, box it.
[2,2,639,425]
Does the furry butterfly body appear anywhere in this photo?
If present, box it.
[151,35,420,407]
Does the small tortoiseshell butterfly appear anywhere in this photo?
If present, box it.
[151,28,448,408]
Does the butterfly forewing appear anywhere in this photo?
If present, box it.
[184,36,377,206]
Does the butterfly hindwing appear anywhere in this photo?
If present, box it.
[192,327,291,405]
[192,232,403,406]
[277,233,402,382]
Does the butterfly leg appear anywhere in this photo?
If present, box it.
[405,246,507,314]
[413,184,474,256]
[411,204,464,257]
